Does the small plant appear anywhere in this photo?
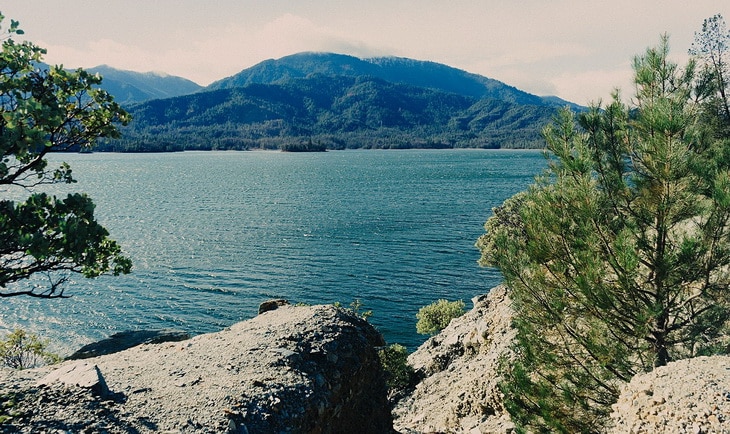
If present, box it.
[378,343,415,395]
[0,329,60,370]
[333,299,373,321]
[349,299,373,320]
[416,299,466,335]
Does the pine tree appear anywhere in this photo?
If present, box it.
[690,13,730,136]
[477,36,730,432]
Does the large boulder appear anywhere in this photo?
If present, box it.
[393,285,516,433]
[609,355,730,433]
[1,304,392,433]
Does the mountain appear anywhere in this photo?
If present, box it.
[206,52,571,108]
[88,65,202,105]
[96,52,584,152]
[101,73,558,152]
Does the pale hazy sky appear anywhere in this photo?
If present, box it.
[2,1,728,105]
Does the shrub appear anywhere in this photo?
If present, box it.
[333,299,373,320]
[378,343,415,395]
[416,299,465,335]
[0,329,60,370]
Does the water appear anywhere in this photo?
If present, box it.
[0,149,546,354]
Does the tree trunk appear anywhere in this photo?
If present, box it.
[651,325,671,367]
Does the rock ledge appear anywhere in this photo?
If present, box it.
[393,285,516,433]
[0,304,392,433]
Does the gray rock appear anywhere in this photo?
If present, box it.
[236,305,392,433]
[2,304,393,433]
[38,361,110,398]
[67,329,190,360]
[258,298,289,314]
[393,285,517,433]
[609,355,730,433]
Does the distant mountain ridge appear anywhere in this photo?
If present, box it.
[206,52,579,109]
[88,65,202,105]
[102,73,559,152]
[95,52,583,151]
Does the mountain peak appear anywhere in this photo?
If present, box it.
[206,52,576,108]
[87,65,202,105]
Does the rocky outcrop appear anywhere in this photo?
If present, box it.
[609,355,730,433]
[393,285,516,433]
[66,329,190,360]
[391,283,730,433]
[0,304,392,433]
[7,285,728,433]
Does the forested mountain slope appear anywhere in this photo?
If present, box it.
[101,74,559,151]
[206,52,577,108]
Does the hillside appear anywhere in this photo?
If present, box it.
[95,52,583,151]
[100,73,558,152]
[89,65,202,105]
[206,52,577,108]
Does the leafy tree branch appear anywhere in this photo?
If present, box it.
[0,15,131,297]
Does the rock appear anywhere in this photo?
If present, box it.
[38,361,110,398]
[67,329,190,360]
[258,298,289,314]
[1,304,392,433]
[609,355,730,433]
[393,285,516,433]
[234,305,391,433]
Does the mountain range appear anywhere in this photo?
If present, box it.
[93,52,582,151]
[87,65,202,105]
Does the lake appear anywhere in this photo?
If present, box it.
[0,149,546,354]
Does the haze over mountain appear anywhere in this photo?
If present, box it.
[89,65,202,105]
[96,52,580,151]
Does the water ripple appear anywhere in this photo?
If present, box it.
[1,149,545,353]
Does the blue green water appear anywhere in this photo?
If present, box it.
[0,149,545,354]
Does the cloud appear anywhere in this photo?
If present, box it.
[550,64,635,105]
[489,42,594,69]
[39,13,392,85]
[28,1,728,102]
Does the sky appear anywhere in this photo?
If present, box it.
[2,1,728,105]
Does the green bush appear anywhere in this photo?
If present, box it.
[416,299,465,335]
[0,329,60,370]
[378,343,414,394]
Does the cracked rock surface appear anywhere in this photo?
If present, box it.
[0,304,391,433]
[609,355,730,434]
[392,285,517,433]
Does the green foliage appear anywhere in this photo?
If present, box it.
[348,299,373,320]
[0,329,60,369]
[98,74,556,152]
[476,191,528,268]
[333,299,373,321]
[415,299,465,335]
[690,14,730,138]
[0,391,22,425]
[280,138,327,152]
[479,35,730,432]
[0,16,131,297]
[377,343,415,395]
